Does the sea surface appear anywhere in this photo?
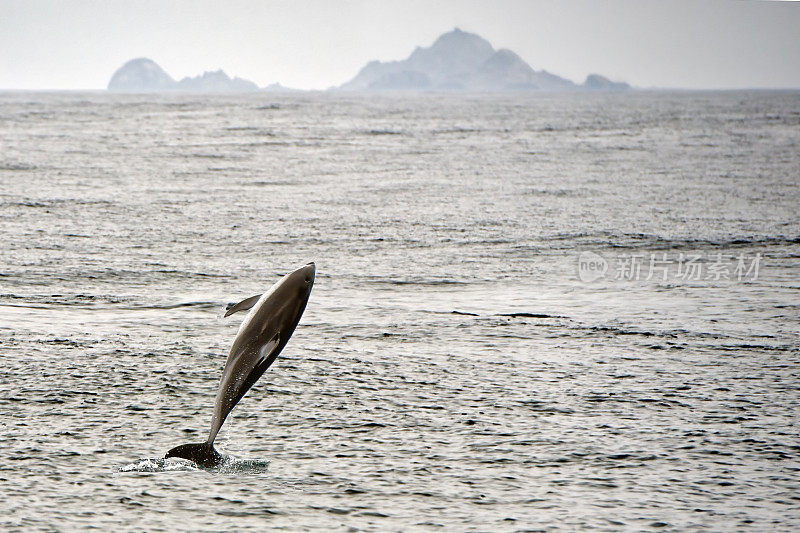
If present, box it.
[0,90,798,531]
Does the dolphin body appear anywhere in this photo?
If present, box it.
[165,262,315,467]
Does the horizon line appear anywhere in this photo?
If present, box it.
[2,86,800,93]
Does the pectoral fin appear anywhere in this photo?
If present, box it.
[224,294,262,317]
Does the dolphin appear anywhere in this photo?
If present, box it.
[165,262,315,467]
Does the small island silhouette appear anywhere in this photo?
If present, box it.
[108,28,629,93]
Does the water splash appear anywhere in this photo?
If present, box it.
[116,456,270,474]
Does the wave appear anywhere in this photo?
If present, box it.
[0,162,38,171]
[361,129,403,136]
[445,310,566,319]
[123,301,218,311]
[541,230,800,250]
[0,292,220,312]
[1,197,112,208]
[497,312,567,319]
[368,278,469,286]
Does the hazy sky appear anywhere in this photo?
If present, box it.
[1,0,799,90]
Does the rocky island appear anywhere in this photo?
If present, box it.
[339,28,629,92]
[107,29,630,93]
[107,58,260,92]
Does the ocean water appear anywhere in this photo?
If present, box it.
[0,90,798,531]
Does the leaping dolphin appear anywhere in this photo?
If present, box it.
[165,262,315,467]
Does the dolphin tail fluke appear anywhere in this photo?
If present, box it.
[165,442,222,468]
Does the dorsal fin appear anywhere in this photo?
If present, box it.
[224,294,262,317]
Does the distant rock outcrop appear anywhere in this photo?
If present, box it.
[262,82,300,92]
[108,34,632,94]
[176,70,259,92]
[340,28,628,92]
[108,59,260,92]
[472,48,575,91]
[583,74,630,91]
[108,58,176,92]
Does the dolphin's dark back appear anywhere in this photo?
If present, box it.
[221,287,311,417]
